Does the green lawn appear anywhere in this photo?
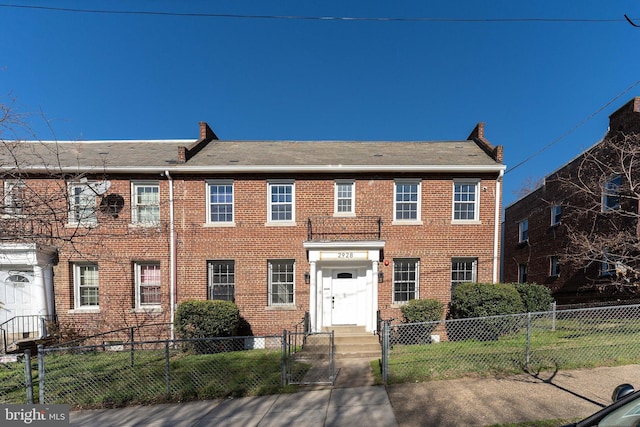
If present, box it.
[0,347,308,409]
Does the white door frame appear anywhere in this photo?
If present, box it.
[304,241,384,333]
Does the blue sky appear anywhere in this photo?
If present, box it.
[2,1,640,206]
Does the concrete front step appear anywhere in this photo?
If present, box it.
[322,326,381,359]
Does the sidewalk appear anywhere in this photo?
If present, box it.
[69,362,640,426]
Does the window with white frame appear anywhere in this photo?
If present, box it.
[394,180,421,222]
[208,260,235,302]
[207,181,234,223]
[453,180,479,221]
[135,262,161,307]
[334,180,355,215]
[132,182,160,225]
[268,260,294,305]
[518,264,528,283]
[268,181,294,223]
[3,180,26,215]
[550,256,560,277]
[451,258,477,289]
[74,263,99,308]
[68,183,97,225]
[600,252,617,277]
[551,204,562,226]
[602,175,621,212]
[393,258,419,303]
[518,219,529,243]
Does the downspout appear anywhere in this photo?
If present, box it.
[165,170,176,340]
[493,169,504,283]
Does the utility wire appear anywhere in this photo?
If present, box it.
[506,79,640,174]
[0,3,635,23]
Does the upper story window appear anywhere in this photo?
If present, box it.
[452,180,479,222]
[207,181,234,224]
[135,262,161,308]
[394,180,421,223]
[3,180,26,215]
[602,175,621,212]
[74,263,99,309]
[268,259,295,306]
[518,219,529,243]
[208,260,235,302]
[393,258,419,303]
[551,205,562,226]
[268,181,295,223]
[549,256,560,277]
[451,258,477,290]
[334,180,355,215]
[132,182,160,225]
[68,182,97,225]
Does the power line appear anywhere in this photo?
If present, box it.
[506,79,640,174]
[0,3,635,23]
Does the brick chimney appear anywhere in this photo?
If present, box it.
[608,97,640,135]
[178,122,218,164]
[467,122,503,163]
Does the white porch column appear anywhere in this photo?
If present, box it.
[308,261,317,332]
[369,260,379,332]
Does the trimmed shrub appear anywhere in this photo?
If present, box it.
[447,283,525,341]
[175,300,241,353]
[400,298,444,323]
[512,282,554,313]
[399,298,445,344]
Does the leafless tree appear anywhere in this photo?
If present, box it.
[551,132,640,294]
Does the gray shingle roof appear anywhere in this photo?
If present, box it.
[1,138,503,173]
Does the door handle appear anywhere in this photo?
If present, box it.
[331,296,335,309]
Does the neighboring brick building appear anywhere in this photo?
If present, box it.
[503,97,640,304]
[0,122,504,336]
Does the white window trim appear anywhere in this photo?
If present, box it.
[268,260,296,306]
[266,180,295,225]
[602,174,621,212]
[334,180,356,216]
[451,179,481,224]
[392,179,422,225]
[131,181,160,226]
[205,180,235,226]
[392,258,420,304]
[67,182,98,226]
[518,219,529,243]
[3,180,26,217]
[135,262,161,309]
[73,263,99,310]
[451,257,478,289]
[207,260,236,301]
[549,256,560,277]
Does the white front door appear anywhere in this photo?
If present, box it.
[0,269,36,325]
[330,269,366,326]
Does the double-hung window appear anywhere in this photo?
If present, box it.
[453,180,479,222]
[208,260,235,301]
[132,182,160,225]
[600,252,617,277]
[551,205,562,226]
[68,183,97,225]
[334,180,355,215]
[550,256,560,277]
[135,262,161,307]
[602,175,621,212]
[3,180,26,215]
[451,258,477,290]
[518,219,529,243]
[518,264,528,283]
[74,263,99,309]
[394,180,421,222]
[207,181,234,224]
[268,260,294,305]
[393,259,419,303]
[268,181,294,223]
